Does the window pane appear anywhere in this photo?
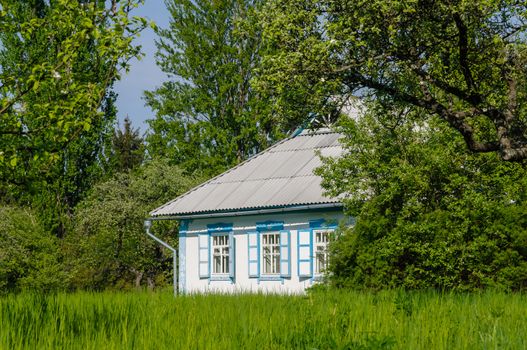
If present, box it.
[314,230,331,274]
[211,234,229,275]
[261,233,280,275]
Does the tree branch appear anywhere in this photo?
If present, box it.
[453,13,476,93]
[343,71,499,154]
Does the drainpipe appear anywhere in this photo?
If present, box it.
[144,220,178,296]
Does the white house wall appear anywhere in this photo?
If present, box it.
[179,210,344,294]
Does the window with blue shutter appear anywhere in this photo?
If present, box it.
[309,219,337,278]
[279,230,291,278]
[207,223,234,281]
[198,233,210,278]
[247,231,259,278]
[297,229,313,277]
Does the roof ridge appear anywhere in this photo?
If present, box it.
[209,174,317,184]
[268,144,340,153]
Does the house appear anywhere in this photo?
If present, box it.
[147,128,347,294]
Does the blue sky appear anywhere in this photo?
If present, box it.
[113,1,171,132]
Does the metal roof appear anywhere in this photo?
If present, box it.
[150,129,343,218]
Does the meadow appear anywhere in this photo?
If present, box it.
[0,289,525,349]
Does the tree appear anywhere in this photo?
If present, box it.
[259,0,527,161]
[65,159,200,290]
[317,102,527,290]
[0,0,145,186]
[111,116,145,172]
[145,0,284,176]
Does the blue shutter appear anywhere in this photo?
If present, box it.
[198,233,210,278]
[298,229,313,277]
[247,231,259,278]
[279,230,291,278]
[229,232,235,280]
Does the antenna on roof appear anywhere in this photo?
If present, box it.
[290,113,318,138]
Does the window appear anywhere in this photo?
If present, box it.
[314,229,331,275]
[261,232,280,275]
[212,235,229,275]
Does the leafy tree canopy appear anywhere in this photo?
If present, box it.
[145,0,284,176]
[319,101,527,291]
[0,0,146,185]
[259,0,527,161]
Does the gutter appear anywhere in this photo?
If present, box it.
[147,202,343,221]
[143,220,178,296]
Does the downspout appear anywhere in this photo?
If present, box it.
[144,220,178,296]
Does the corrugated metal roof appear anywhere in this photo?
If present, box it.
[150,129,344,217]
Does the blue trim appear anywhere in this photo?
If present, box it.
[208,235,212,284]
[207,222,233,233]
[255,220,283,282]
[206,223,234,284]
[256,220,284,232]
[152,202,343,220]
[259,276,282,281]
[257,231,261,283]
[210,275,231,282]
[310,229,314,282]
[210,231,230,237]
[310,219,338,230]
[228,232,235,283]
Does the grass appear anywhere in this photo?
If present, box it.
[0,289,526,349]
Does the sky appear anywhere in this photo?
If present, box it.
[113,1,171,132]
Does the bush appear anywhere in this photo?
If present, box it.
[0,206,66,292]
[65,159,199,290]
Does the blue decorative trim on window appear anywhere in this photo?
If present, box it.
[309,219,325,229]
[252,221,284,283]
[210,276,232,282]
[207,222,233,234]
[310,222,337,280]
[256,220,284,232]
[259,276,282,282]
[309,219,337,230]
[208,235,212,283]
[228,232,235,283]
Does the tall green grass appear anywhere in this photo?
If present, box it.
[0,289,525,349]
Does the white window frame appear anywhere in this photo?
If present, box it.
[211,234,230,276]
[260,231,280,276]
[313,229,332,276]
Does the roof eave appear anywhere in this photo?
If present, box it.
[148,202,343,221]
